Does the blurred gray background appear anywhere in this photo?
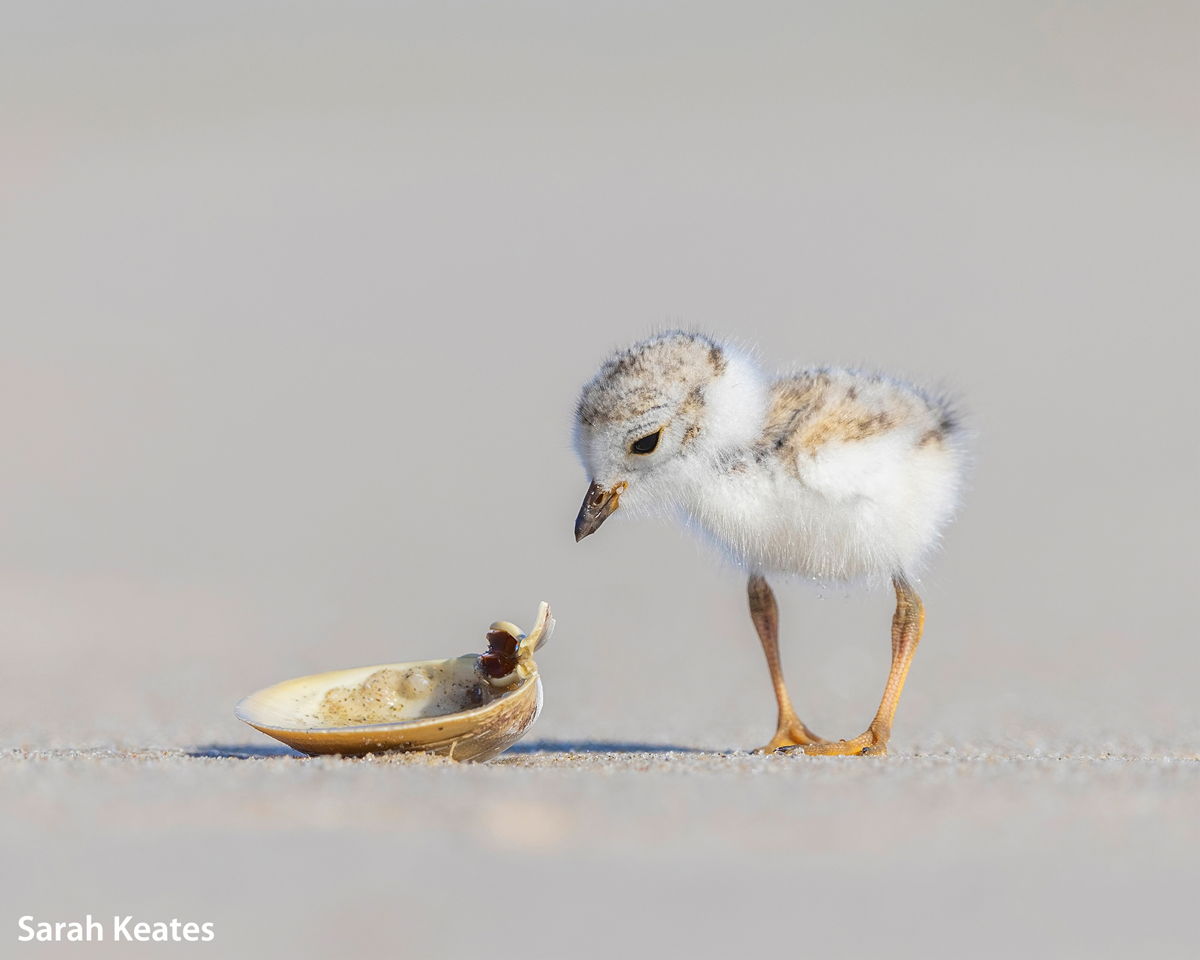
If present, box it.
[1,3,1196,958]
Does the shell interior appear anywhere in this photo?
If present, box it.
[242,657,499,731]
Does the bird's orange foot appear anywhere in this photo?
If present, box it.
[789,723,890,757]
[753,713,827,754]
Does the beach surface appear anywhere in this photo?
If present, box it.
[4,742,1196,959]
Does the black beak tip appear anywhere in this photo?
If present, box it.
[574,480,616,543]
[573,510,593,542]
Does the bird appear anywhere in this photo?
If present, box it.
[572,331,967,756]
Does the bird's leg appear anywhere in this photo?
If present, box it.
[800,576,924,757]
[748,574,826,753]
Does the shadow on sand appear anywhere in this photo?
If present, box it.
[501,740,702,755]
[188,744,305,759]
[187,740,704,760]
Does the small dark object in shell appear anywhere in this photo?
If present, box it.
[480,629,520,678]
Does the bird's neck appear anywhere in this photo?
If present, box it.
[697,350,771,459]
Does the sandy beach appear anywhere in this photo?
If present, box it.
[5,744,1196,958]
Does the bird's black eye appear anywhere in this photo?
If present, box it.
[631,430,661,455]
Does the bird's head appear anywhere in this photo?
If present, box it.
[572,331,769,541]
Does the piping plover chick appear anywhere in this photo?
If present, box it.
[572,331,966,756]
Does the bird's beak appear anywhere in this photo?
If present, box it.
[574,480,626,542]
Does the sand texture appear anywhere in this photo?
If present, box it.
[3,743,1196,958]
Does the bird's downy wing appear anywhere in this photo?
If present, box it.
[761,370,954,504]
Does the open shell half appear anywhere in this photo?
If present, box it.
[235,602,553,761]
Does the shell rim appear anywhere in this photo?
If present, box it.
[234,664,540,737]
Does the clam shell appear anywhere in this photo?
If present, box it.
[235,602,552,762]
